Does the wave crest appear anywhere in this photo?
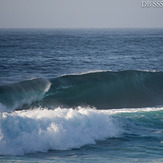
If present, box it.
[1,70,163,111]
[44,70,163,109]
[0,78,51,112]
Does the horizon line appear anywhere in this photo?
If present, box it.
[0,27,163,30]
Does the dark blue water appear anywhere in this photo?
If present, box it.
[1,28,163,85]
[0,29,163,162]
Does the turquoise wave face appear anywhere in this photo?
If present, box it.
[44,70,163,109]
[0,70,163,111]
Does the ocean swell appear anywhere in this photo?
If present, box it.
[0,70,163,111]
[44,70,163,109]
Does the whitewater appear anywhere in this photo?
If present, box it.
[0,28,163,162]
[0,106,162,156]
[0,107,121,155]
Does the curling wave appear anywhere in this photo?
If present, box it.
[44,70,163,109]
[0,70,163,111]
[0,78,51,111]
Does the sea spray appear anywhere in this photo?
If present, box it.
[0,107,122,155]
[0,78,51,112]
[0,106,162,156]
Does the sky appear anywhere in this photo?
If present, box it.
[0,0,163,28]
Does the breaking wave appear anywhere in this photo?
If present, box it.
[45,70,163,109]
[0,106,162,156]
[0,70,163,111]
[0,78,51,112]
[0,107,122,155]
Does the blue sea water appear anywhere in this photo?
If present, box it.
[0,28,163,162]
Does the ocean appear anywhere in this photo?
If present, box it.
[0,28,163,162]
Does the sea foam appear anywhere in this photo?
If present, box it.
[0,107,122,155]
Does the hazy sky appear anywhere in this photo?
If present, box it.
[0,0,163,28]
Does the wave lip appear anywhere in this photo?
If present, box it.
[0,78,51,112]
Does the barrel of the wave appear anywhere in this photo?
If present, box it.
[0,78,51,112]
[44,70,163,109]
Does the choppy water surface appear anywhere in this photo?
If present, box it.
[0,29,163,162]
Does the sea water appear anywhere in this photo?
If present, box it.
[0,28,163,162]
